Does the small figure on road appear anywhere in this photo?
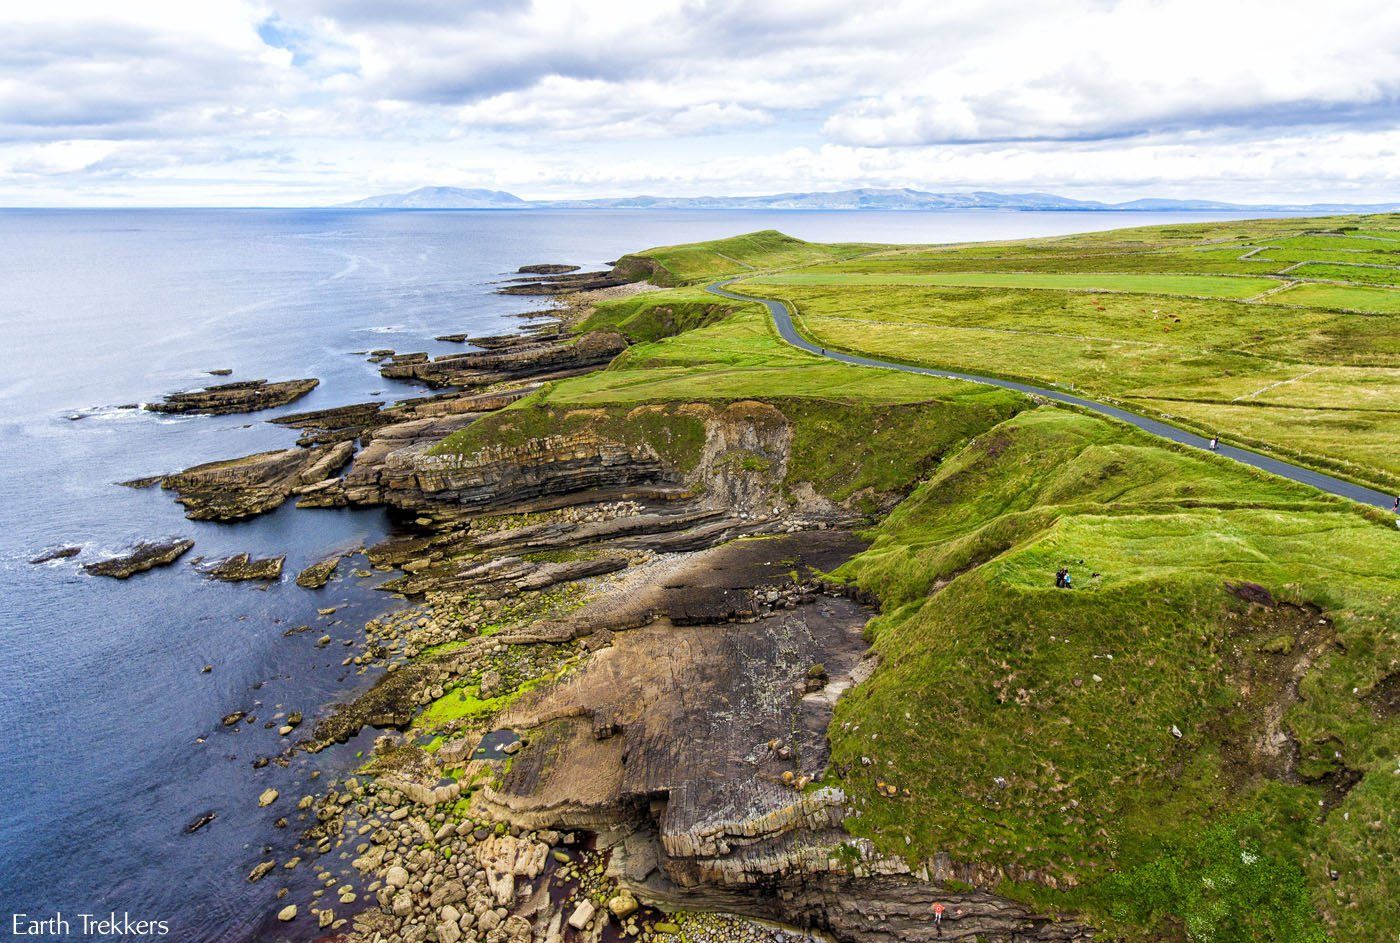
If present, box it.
[1393,494,1399,513]
[1208,436,1219,451]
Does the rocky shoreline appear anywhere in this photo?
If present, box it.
[72,256,1087,943]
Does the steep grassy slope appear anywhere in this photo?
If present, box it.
[829,408,1399,943]
[574,287,745,342]
[733,214,1400,490]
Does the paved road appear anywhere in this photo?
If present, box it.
[707,279,1395,511]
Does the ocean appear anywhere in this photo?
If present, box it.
[0,207,1287,940]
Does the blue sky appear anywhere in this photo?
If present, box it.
[2,0,1398,206]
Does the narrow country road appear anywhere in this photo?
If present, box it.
[707,279,1396,511]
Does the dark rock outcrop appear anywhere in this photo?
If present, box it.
[379,331,627,389]
[84,538,194,578]
[296,553,344,589]
[465,331,563,350]
[499,271,634,295]
[145,378,318,415]
[200,553,285,581]
[30,546,81,564]
[161,441,354,521]
[517,263,581,275]
[269,401,386,446]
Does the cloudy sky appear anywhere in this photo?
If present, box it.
[2,0,1399,206]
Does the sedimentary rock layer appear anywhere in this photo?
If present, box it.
[145,378,318,415]
[83,538,194,578]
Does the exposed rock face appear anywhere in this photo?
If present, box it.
[345,431,684,512]
[379,331,627,389]
[691,401,793,517]
[161,441,353,520]
[83,538,194,578]
[200,553,285,581]
[630,871,1091,943]
[145,378,318,415]
[480,538,872,885]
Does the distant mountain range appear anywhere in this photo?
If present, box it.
[340,186,529,209]
[339,186,1400,213]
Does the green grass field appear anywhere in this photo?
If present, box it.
[756,270,1280,298]
[431,216,1400,942]
[726,214,1400,490]
[1271,282,1400,313]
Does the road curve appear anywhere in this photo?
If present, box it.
[707,279,1395,511]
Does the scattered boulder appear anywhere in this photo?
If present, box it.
[258,788,279,807]
[606,891,639,920]
[184,810,217,833]
[567,900,595,930]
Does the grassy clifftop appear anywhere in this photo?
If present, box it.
[733,214,1400,491]
[623,229,877,284]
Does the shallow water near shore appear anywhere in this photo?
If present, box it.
[0,207,1285,940]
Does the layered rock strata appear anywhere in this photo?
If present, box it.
[83,538,194,578]
[160,441,354,520]
[378,331,628,389]
[145,378,318,415]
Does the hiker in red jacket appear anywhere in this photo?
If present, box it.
[932,902,946,936]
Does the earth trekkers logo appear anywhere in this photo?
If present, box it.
[11,913,170,937]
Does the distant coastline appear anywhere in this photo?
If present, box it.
[338,184,1400,214]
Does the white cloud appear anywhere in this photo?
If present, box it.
[0,0,1397,204]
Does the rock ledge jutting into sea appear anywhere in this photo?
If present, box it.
[83,538,195,578]
[145,378,319,415]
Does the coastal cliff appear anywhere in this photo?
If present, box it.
[102,225,1398,943]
